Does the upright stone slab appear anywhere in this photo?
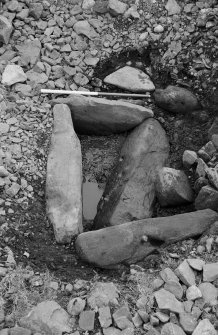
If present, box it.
[94,118,169,229]
[51,95,154,135]
[46,104,83,243]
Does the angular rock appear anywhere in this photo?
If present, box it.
[208,117,218,140]
[10,327,31,335]
[87,282,119,309]
[195,185,218,211]
[2,65,27,86]
[79,311,95,331]
[19,301,71,334]
[179,313,198,334]
[160,268,179,283]
[192,319,216,335]
[104,66,155,92]
[46,104,83,243]
[67,297,86,316]
[26,70,48,84]
[103,327,121,335]
[206,167,218,190]
[113,306,133,330]
[29,2,43,20]
[99,306,112,328]
[132,312,143,328]
[154,289,184,314]
[154,312,169,323]
[76,209,218,268]
[73,20,98,39]
[187,259,205,271]
[154,86,201,114]
[182,150,198,168]
[198,282,218,304]
[94,119,169,228]
[50,95,153,135]
[203,262,218,282]
[15,39,41,68]
[161,323,186,335]
[108,0,128,16]
[186,286,202,301]
[0,16,13,44]
[164,280,183,300]
[175,260,196,287]
[165,0,181,15]
[155,167,194,207]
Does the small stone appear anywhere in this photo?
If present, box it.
[87,282,119,309]
[154,25,164,33]
[195,186,218,211]
[108,0,128,16]
[152,278,164,290]
[137,310,149,323]
[98,306,112,328]
[29,2,43,20]
[165,0,181,15]
[65,283,73,293]
[0,166,8,177]
[186,286,202,301]
[206,237,213,253]
[154,289,184,314]
[179,313,198,334]
[160,268,179,283]
[150,315,159,326]
[164,280,183,300]
[6,183,20,197]
[211,134,218,149]
[196,245,205,254]
[136,296,147,309]
[48,281,59,290]
[2,65,27,86]
[198,282,218,304]
[132,312,143,328]
[203,262,218,282]
[161,322,186,335]
[10,327,31,335]
[175,260,196,286]
[67,297,86,316]
[182,150,198,168]
[192,319,216,335]
[183,300,193,313]
[103,327,121,335]
[154,312,169,323]
[0,16,13,44]
[113,306,133,330]
[187,259,205,271]
[79,310,95,331]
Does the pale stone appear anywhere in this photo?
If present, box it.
[179,313,198,334]
[2,65,27,86]
[164,280,183,300]
[73,20,98,39]
[0,16,13,44]
[165,0,181,15]
[160,267,179,283]
[67,297,86,316]
[192,319,216,335]
[182,150,198,168]
[154,289,184,314]
[15,39,41,67]
[161,322,186,335]
[203,262,218,282]
[186,285,202,301]
[87,282,119,309]
[79,311,95,331]
[198,282,218,303]
[113,306,133,330]
[99,306,112,328]
[108,0,128,16]
[46,104,83,243]
[104,66,155,92]
[175,260,196,286]
[187,258,205,271]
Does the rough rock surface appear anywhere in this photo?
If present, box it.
[195,185,218,211]
[94,118,169,228]
[46,104,83,243]
[1,65,27,86]
[51,95,153,135]
[155,167,194,207]
[76,209,217,268]
[154,86,201,114]
[19,301,72,334]
[0,16,13,44]
[104,66,155,92]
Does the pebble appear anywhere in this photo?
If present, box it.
[154,25,164,33]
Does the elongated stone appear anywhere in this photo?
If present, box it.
[46,104,83,243]
[51,95,154,135]
[94,118,169,229]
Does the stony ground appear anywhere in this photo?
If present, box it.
[0,0,217,333]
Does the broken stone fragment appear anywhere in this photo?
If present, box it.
[104,66,155,92]
[0,16,13,44]
[15,39,41,68]
[206,167,218,190]
[79,310,95,331]
[187,258,205,271]
[113,306,133,330]
[155,167,193,207]
[76,209,218,268]
[192,319,217,335]
[161,323,186,335]
[154,85,201,114]
[203,262,218,282]
[19,301,72,334]
[46,104,83,243]
[160,268,179,283]
[195,185,218,211]
[154,289,184,314]
[73,20,98,39]
[182,150,198,168]
[179,312,198,334]
[51,95,153,135]
[94,118,169,228]
[175,260,196,287]
[29,2,43,20]
[132,312,143,328]
[198,282,218,304]
[164,280,183,300]
[186,285,202,301]
[2,65,27,86]
[87,282,119,309]
[154,312,169,323]
[208,117,218,140]
[67,297,86,316]
[99,306,112,328]
[108,0,128,16]
[165,0,181,15]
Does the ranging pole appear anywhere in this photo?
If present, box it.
[41,89,150,98]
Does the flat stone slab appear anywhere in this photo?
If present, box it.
[192,319,216,335]
[104,66,155,92]
[51,95,154,135]
[2,65,27,86]
[93,118,169,228]
[46,104,83,243]
[175,260,196,287]
[154,288,184,314]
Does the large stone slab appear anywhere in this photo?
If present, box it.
[46,104,83,243]
[50,95,154,135]
[104,66,155,92]
[75,209,217,268]
[2,65,27,86]
[93,118,169,229]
